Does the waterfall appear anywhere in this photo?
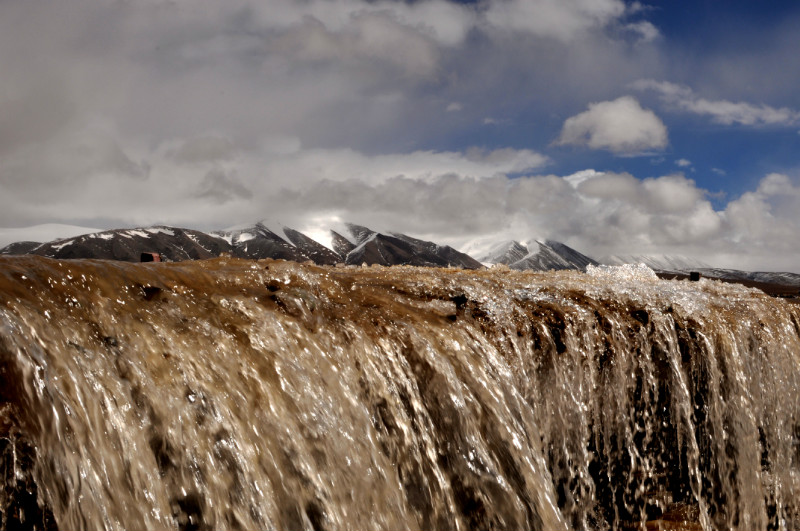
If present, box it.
[1,256,799,530]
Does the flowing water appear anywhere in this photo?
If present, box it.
[1,255,800,531]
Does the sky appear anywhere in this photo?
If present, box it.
[2,0,800,271]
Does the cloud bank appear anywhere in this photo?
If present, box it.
[3,133,799,271]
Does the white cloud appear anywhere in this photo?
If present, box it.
[0,141,550,230]
[0,0,665,173]
[446,102,463,112]
[633,79,800,126]
[0,0,663,234]
[555,96,668,154]
[722,174,800,263]
[484,0,626,41]
[564,169,604,188]
[675,158,691,167]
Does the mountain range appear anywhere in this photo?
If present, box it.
[0,223,483,270]
[2,222,799,290]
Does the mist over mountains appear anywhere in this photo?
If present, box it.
[2,222,799,289]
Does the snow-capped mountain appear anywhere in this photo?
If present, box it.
[475,239,597,271]
[600,254,712,271]
[335,224,482,269]
[475,240,529,266]
[8,227,230,262]
[0,222,482,269]
[213,223,340,265]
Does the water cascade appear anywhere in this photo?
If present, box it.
[1,256,799,530]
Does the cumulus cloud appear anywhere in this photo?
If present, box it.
[724,173,800,257]
[633,79,800,126]
[675,158,691,167]
[555,96,668,154]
